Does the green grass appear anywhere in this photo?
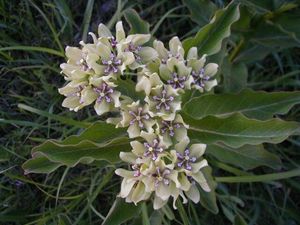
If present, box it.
[1,0,299,224]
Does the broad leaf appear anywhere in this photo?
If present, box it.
[22,122,129,174]
[183,2,240,56]
[198,166,219,214]
[116,78,144,101]
[23,137,130,174]
[183,113,299,148]
[102,198,141,225]
[222,58,248,93]
[234,6,300,63]
[59,121,126,144]
[207,144,281,170]
[124,9,150,34]
[183,0,216,27]
[183,89,300,120]
[23,155,63,174]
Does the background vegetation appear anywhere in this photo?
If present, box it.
[1,0,299,224]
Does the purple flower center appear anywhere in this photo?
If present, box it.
[67,85,86,103]
[161,52,181,64]
[93,82,114,103]
[143,138,164,160]
[167,72,186,89]
[125,42,142,62]
[131,163,141,177]
[109,37,118,48]
[102,53,122,74]
[129,107,150,128]
[153,167,171,187]
[176,148,197,171]
[76,53,92,72]
[153,87,175,111]
[192,68,210,88]
[78,58,91,71]
[160,120,181,137]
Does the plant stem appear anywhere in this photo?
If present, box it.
[215,168,300,183]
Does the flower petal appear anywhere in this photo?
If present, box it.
[205,79,218,91]
[190,143,206,158]
[153,195,168,210]
[130,141,145,156]
[174,138,189,154]
[192,171,211,192]
[185,185,200,203]
[127,123,141,138]
[156,183,171,201]
[119,178,136,198]
[178,173,191,191]
[94,100,110,115]
[120,152,137,163]
[187,47,198,60]
[204,63,218,77]
[139,47,158,62]
[192,159,208,173]
[116,21,126,42]
[98,23,112,37]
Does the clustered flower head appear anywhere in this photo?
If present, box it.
[59,21,218,209]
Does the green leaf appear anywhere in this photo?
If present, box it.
[23,137,130,173]
[233,214,248,225]
[234,7,300,63]
[207,144,281,170]
[102,198,141,225]
[81,0,95,42]
[183,0,216,27]
[183,113,299,148]
[124,9,150,34]
[22,122,129,174]
[216,168,300,183]
[176,200,190,225]
[22,155,63,174]
[198,166,219,214]
[60,121,127,144]
[183,89,300,120]
[222,58,248,93]
[116,78,144,101]
[183,2,240,56]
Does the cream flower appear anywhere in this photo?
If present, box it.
[153,36,185,63]
[171,138,210,192]
[118,101,155,138]
[89,77,121,115]
[159,58,192,90]
[144,160,180,201]
[115,168,151,205]
[130,131,167,161]
[187,49,218,92]
[58,80,90,111]
[117,34,158,69]
[157,114,189,146]
[58,21,221,210]
[60,47,94,81]
[97,21,157,70]
[145,85,181,120]
[136,71,163,95]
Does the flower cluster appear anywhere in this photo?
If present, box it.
[59,21,218,209]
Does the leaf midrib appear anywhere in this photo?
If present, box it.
[189,126,290,139]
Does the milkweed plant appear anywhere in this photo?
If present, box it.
[59,21,217,209]
[23,2,300,220]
